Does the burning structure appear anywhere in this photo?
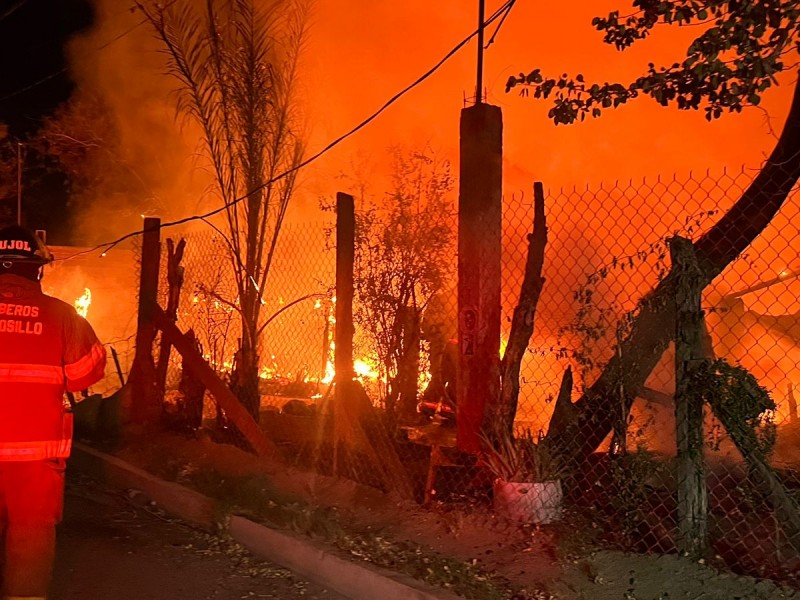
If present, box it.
[17,0,797,589]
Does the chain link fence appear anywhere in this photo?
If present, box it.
[508,167,800,584]
[148,164,800,588]
[156,220,335,430]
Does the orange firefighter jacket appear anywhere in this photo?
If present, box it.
[0,274,107,461]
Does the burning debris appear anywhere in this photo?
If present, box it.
[74,287,91,318]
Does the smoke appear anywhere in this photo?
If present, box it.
[61,1,798,416]
[63,2,213,245]
[61,0,795,246]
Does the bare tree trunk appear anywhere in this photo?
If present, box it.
[395,306,421,424]
[178,329,205,431]
[495,182,547,435]
[545,79,800,467]
[232,332,260,420]
[788,384,798,424]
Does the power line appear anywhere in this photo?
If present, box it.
[0,2,174,104]
[57,0,517,262]
[0,0,30,25]
[485,0,517,48]
[0,68,68,104]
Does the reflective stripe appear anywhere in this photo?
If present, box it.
[64,342,105,382]
[0,438,72,460]
[0,363,63,385]
[0,413,72,461]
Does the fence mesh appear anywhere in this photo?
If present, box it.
[148,164,800,588]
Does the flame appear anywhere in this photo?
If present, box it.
[74,288,92,318]
[321,360,335,385]
[354,358,378,379]
[418,364,431,391]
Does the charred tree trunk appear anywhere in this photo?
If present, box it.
[395,305,421,424]
[545,79,800,467]
[495,182,547,435]
[156,238,186,404]
[178,328,205,431]
[232,331,261,420]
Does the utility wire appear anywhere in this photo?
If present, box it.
[0,1,176,104]
[0,0,30,25]
[485,0,516,48]
[59,0,517,262]
[0,68,68,103]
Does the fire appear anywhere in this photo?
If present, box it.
[321,359,335,385]
[74,288,92,318]
[354,358,378,379]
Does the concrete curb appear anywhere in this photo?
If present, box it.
[71,443,464,600]
[71,443,217,529]
[230,516,464,600]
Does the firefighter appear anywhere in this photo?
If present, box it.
[0,226,106,600]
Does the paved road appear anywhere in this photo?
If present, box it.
[50,473,346,600]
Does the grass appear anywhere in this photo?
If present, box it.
[114,438,553,600]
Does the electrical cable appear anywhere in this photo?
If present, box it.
[0,1,178,104]
[0,68,68,103]
[58,0,517,262]
[0,0,30,25]
[485,0,516,48]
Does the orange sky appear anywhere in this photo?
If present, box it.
[301,0,794,197]
[67,0,797,232]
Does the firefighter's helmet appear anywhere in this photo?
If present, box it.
[0,226,53,266]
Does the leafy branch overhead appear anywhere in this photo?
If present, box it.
[506,0,800,123]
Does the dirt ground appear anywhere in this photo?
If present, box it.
[108,431,800,600]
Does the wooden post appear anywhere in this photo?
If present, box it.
[155,238,186,402]
[395,305,421,423]
[327,193,416,500]
[154,308,277,457]
[671,235,708,558]
[335,192,355,383]
[457,103,503,453]
[130,217,162,426]
[110,346,125,386]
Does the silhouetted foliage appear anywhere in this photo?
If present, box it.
[508,0,799,124]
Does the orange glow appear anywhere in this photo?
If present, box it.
[68,2,799,434]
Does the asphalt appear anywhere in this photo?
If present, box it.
[50,472,346,600]
[67,443,462,600]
